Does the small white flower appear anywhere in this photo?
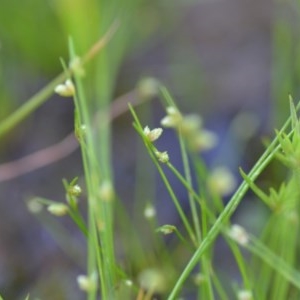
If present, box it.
[54,79,75,97]
[161,106,182,128]
[27,199,43,214]
[68,184,82,197]
[137,77,159,99]
[237,290,253,300]
[166,106,178,115]
[47,203,68,216]
[207,166,236,196]
[138,268,167,293]
[192,130,218,152]
[77,272,98,292]
[155,150,169,163]
[228,224,249,246]
[144,203,156,219]
[193,273,205,286]
[124,279,133,287]
[156,225,176,235]
[181,114,203,134]
[69,56,85,77]
[99,180,114,202]
[143,126,163,142]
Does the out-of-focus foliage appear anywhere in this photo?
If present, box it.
[272,1,300,125]
[0,1,66,73]
[0,0,174,120]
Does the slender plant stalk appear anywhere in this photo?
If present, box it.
[167,104,296,299]
[0,21,119,139]
[129,105,196,243]
[178,129,202,243]
[246,233,300,290]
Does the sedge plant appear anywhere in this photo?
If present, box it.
[1,8,300,300]
[129,87,300,299]
[2,71,300,299]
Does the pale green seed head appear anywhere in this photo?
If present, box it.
[228,224,249,246]
[47,203,69,216]
[54,79,75,97]
[77,272,98,292]
[207,166,236,196]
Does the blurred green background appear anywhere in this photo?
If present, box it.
[0,0,299,299]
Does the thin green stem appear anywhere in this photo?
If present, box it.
[178,129,202,242]
[224,237,251,290]
[0,21,118,139]
[246,234,300,290]
[129,105,196,245]
[68,208,88,237]
[167,116,293,299]
[0,72,66,138]
[166,162,216,222]
[159,85,205,243]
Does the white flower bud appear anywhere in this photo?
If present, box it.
[144,203,156,219]
[124,279,133,287]
[181,114,203,134]
[54,79,75,97]
[77,272,98,292]
[47,203,68,216]
[155,150,169,163]
[193,273,205,286]
[156,225,176,235]
[99,180,114,202]
[237,290,253,300]
[137,77,159,99]
[161,106,182,128]
[138,268,167,294]
[68,184,82,197]
[144,126,163,142]
[69,56,85,77]
[207,166,236,196]
[228,224,249,246]
[27,199,43,214]
[192,130,218,152]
